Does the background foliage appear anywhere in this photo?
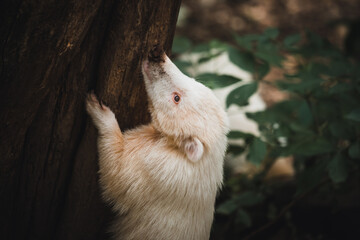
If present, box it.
[173,29,360,239]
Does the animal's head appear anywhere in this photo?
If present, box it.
[142,46,228,162]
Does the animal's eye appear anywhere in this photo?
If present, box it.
[172,93,181,104]
[174,95,180,102]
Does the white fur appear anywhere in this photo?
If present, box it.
[86,54,229,240]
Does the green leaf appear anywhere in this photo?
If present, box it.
[263,28,279,40]
[172,36,192,54]
[233,34,260,50]
[345,108,360,122]
[227,131,254,139]
[192,43,210,53]
[209,39,229,50]
[291,138,333,156]
[329,82,353,95]
[297,101,313,126]
[283,33,301,48]
[236,209,252,227]
[216,199,238,215]
[197,51,223,64]
[227,47,255,72]
[348,142,360,159]
[246,110,278,124]
[328,60,352,77]
[337,94,360,114]
[256,61,270,80]
[226,82,258,108]
[329,121,353,138]
[296,159,326,195]
[196,73,240,89]
[247,138,267,165]
[278,76,323,94]
[173,60,192,75]
[307,31,324,49]
[327,153,348,183]
[227,145,246,156]
[255,42,283,66]
[236,191,265,206]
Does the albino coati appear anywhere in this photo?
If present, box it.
[86,46,229,240]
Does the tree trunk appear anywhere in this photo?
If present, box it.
[0,0,181,239]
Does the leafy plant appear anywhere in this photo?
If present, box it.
[172,29,360,239]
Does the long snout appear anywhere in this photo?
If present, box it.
[142,45,191,86]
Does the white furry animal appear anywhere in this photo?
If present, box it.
[86,47,229,240]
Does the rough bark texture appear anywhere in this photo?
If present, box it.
[0,0,181,239]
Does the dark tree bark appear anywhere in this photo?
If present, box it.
[0,0,181,239]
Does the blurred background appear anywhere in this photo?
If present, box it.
[172,0,360,239]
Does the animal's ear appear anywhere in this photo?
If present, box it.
[183,137,204,162]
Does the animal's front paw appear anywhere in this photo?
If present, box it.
[86,93,117,130]
[86,93,110,113]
